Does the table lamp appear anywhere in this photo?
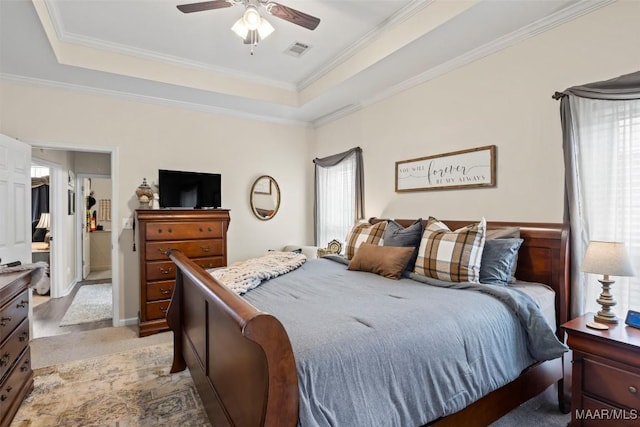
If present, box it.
[36,213,51,247]
[581,240,635,324]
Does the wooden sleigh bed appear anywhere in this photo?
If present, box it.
[166,219,571,427]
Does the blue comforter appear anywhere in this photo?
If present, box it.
[242,257,567,427]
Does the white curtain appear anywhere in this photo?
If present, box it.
[316,153,357,248]
[569,96,640,317]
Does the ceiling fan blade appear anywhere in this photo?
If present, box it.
[176,0,232,14]
[267,3,320,30]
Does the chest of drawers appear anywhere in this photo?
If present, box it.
[136,209,230,337]
[562,314,640,426]
[0,270,33,427]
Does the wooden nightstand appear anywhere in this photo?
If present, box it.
[562,313,640,426]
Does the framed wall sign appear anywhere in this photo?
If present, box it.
[395,145,496,192]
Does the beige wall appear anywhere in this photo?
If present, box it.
[2,84,313,323]
[2,0,637,323]
[314,1,640,223]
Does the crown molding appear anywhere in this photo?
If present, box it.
[42,0,296,91]
[316,0,615,126]
[297,0,434,90]
[0,73,309,127]
[311,103,362,127]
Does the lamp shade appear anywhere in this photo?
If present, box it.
[581,240,635,277]
[36,213,51,230]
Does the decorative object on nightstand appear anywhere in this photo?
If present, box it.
[317,239,342,257]
[135,178,154,208]
[581,240,635,325]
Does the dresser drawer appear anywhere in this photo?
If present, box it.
[0,290,29,343]
[581,395,639,427]
[0,347,32,423]
[192,256,226,271]
[145,300,171,320]
[583,358,640,409]
[144,221,223,241]
[145,239,224,261]
[147,281,175,301]
[146,261,177,281]
[145,256,225,281]
[0,318,29,381]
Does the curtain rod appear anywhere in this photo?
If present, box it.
[552,91,566,100]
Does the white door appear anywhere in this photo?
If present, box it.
[0,134,31,265]
[82,178,91,278]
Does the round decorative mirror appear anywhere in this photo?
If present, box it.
[250,175,280,220]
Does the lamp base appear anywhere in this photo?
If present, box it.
[594,312,618,324]
[594,277,618,324]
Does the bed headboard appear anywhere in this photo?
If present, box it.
[369,218,570,333]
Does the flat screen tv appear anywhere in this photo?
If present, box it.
[158,169,221,209]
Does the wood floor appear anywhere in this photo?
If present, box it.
[32,278,113,339]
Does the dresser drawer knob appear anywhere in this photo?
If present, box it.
[199,227,203,232]
[159,267,172,275]
[0,353,9,366]
[17,300,28,308]
[160,306,168,314]
[19,331,28,342]
[630,386,638,394]
[159,288,171,295]
[0,317,11,327]
[200,245,210,252]
[0,394,6,401]
[208,227,212,232]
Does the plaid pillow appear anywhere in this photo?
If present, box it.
[344,221,387,260]
[414,217,486,282]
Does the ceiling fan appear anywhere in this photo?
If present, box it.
[177,0,321,53]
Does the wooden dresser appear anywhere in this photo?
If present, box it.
[0,270,33,427]
[562,313,640,426]
[136,209,230,337]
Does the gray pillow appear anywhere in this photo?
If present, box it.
[480,238,523,286]
[487,226,521,282]
[383,219,424,272]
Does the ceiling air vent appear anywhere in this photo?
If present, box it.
[285,42,311,57]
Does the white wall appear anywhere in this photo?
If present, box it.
[31,148,77,291]
[314,1,640,224]
[4,85,313,322]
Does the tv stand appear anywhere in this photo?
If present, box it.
[135,209,230,337]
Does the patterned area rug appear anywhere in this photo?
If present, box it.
[59,284,112,326]
[11,342,211,426]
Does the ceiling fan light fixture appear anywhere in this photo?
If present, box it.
[231,17,249,39]
[242,5,261,30]
[257,17,274,39]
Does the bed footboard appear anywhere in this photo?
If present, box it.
[166,249,299,427]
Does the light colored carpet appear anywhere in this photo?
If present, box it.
[30,326,172,369]
[25,327,569,427]
[59,283,112,326]
[12,342,212,427]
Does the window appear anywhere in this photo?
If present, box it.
[570,96,640,315]
[313,148,363,248]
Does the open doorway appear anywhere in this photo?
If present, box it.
[80,175,112,282]
[30,163,52,302]
[30,147,118,338]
